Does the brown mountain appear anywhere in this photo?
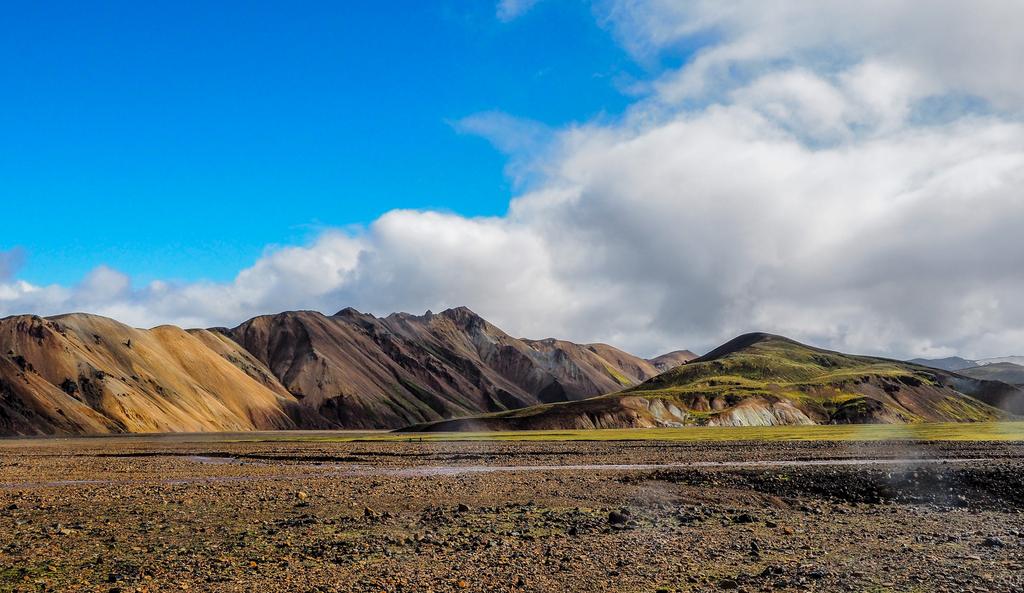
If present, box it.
[407,333,1021,432]
[649,350,698,371]
[222,306,680,429]
[0,314,299,435]
[0,307,687,435]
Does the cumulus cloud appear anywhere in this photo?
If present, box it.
[0,233,364,329]
[3,1,1024,360]
[601,0,1024,109]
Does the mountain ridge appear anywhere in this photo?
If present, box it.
[910,356,1024,388]
[0,307,688,435]
[908,356,978,371]
[222,306,684,428]
[954,362,1024,387]
[408,333,1023,432]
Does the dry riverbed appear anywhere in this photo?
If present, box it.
[0,436,1022,592]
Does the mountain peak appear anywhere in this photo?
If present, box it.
[438,306,485,326]
[648,350,698,371]
[695,332,793,362]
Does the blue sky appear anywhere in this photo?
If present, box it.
[4,1,1021,358]
[1,0,653,285]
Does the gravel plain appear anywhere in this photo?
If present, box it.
[1,436,1022,592]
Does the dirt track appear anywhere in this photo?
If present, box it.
[1,437,1022,592]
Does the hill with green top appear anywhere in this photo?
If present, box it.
[404,333,1024,432]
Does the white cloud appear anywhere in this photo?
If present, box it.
[453,111,555,187]
[4,1,1024,361]
[496,0,543,22]
[0,248,24,281]
[601,0,1024,110]
[454,111,551,158]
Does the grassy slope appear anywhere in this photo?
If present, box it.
[637,334,904,390]
[630,333,1011,422]
[629,333,930,417]
[402,333,1012,431]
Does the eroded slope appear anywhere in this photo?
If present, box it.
[0,314,298,435]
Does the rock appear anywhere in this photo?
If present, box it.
[806,568,826,579]
[983,536,1006,548]
[733,512,756,524]
[456,503,470,513]
[364,506,377,519]
[608,511,629,525]
[719,578,739,589]
[295,491,308,501]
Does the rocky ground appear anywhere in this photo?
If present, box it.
[0,436,1022,592]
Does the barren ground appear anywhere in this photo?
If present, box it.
[1,434,1022,592]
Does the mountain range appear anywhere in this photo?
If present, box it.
[910,356,1024,387]
[408,333,1024,432]
[0,307,693,435]
[3,308,1021,436]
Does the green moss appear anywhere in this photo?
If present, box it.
[602,362,632,386]
[929,395,998,422]
[0,563,55,590]
[252,421,1024,443]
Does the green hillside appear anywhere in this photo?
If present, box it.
[627,332,964,422]
[405,333,1022,432]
